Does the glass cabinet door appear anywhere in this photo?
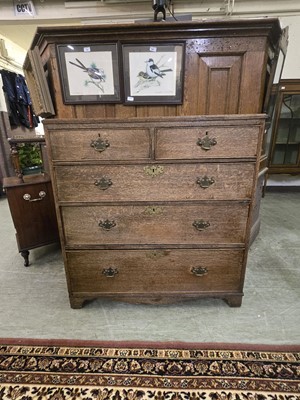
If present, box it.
[271,93,300,167]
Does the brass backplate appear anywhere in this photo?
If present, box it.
[144,165,164,177]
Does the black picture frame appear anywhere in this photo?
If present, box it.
[122,42,185,105]
[56,43,121,104]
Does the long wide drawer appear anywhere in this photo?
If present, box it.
[55,163,255,202]
[66,249,244,293]
[62,202,249,246]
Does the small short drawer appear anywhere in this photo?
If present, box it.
[66,249,244,294]
[47,128,151,161]
[62,202,249,246]
[155,125,261,160]
[55,162,255,203]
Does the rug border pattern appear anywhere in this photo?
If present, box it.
[0,340,299,399]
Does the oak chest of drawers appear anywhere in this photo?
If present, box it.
[44,114,265,308]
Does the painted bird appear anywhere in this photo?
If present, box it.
[145,58,173,79]
[69,58,106,81]
[145,58,165,78]
[135,71,156,90]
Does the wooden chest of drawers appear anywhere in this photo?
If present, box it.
[44,114,265,308]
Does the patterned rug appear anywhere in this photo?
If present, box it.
[0,339,299,400]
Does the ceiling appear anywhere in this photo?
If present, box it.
[0,20,82,51]
[1,0,300,52]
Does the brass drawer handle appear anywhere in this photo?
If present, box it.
[98,219,116,230]
[193,220,210,231]
[94,177,113,190]
[90,137,110,152]
[196,175,215,189]
[197,132,217,151]
[191,267,208,276]
[102,267,118,278]
[23,191,46,202]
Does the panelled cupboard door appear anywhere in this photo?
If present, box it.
[184,33,273,115]
[192,55,243,115]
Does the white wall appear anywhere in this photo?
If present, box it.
[0,75,7,112]
[280,16,300,79]
[0,35,25,71]
[0,34,26,111]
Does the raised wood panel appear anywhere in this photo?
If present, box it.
[199,56,243,115]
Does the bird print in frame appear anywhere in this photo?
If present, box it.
[134,56,173,93]
[57,44,121,104]
[68,58,106,93]
[122,43,185,105]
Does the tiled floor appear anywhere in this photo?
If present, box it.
[0,191,299,343]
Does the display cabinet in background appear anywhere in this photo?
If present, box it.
[268,79,300,175]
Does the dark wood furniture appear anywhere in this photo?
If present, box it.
[0,103,59,266]
[26,19,284,307]
[3,174,59,266]
[267,79,300,175]
[3,137,59,266]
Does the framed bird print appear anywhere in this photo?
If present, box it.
[56,43,121,104]
[122,43,185,105]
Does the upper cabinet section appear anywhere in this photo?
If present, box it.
[24,19,284,119]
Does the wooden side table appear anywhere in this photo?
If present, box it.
[3,174,59,266]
